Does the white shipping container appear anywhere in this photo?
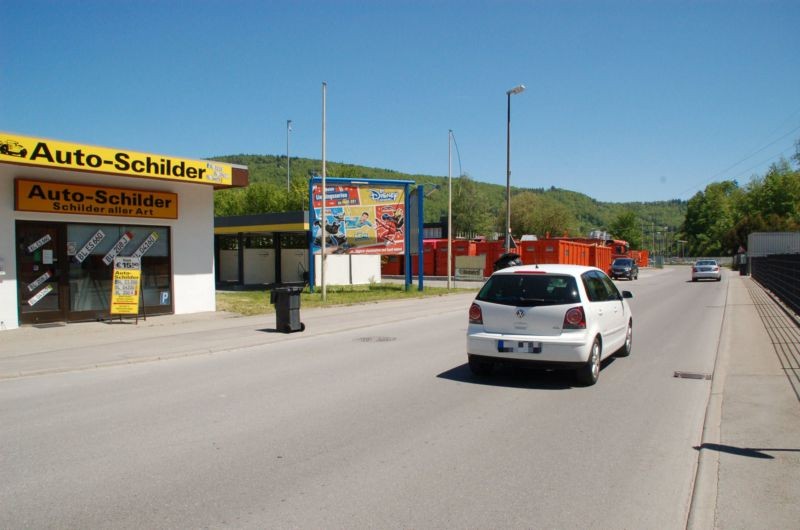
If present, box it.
[747,232,800,257]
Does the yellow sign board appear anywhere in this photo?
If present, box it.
[0,132,232,186]
[110,258,142,316]
[15,179,179,219]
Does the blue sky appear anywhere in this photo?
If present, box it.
[2,0,799,202]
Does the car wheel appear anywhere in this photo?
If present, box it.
[0,145,8,154]
[692,278,697,282]
[576,338,601,386]
[468,355,494,377]
[616,321,632,357]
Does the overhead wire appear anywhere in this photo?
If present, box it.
[677,119,800,198]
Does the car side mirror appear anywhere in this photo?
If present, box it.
[622,291,633,299]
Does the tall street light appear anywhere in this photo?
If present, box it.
[286,120,292,191]
[505,84,525,253]
[321,82,327,301]
[447,130,453,290]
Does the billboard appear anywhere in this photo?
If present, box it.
[310,182,406,255]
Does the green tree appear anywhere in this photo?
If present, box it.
[507,191,578,238]
[451,174,492,236]
[609,210,642,249]
[683,181,739,256]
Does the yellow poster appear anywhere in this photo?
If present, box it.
[110,258,142,315]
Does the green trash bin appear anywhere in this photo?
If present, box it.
[270,286,305,333]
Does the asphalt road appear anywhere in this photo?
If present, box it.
[0,267,730,528]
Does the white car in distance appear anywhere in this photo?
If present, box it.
[467,264,634,386]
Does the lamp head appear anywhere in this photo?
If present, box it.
[507,84,526,95]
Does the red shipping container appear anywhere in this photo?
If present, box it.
[411,247,436,275]
[381,255,403,276]
[435,239,476,276]
[590,245,612,273]
[519,240,593,266]
[476,240,506,277]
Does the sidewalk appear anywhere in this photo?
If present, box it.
[0,293,477,379]
[689,274,800,529]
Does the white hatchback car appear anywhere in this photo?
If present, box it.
[467,264,633,385]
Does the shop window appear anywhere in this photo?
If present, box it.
[281,232,309,249]
[218,235,239,250]
[67,224,171,316]
[243,234,274,249]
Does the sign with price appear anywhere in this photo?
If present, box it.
[110,257,142,316]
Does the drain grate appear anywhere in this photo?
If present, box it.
[674,371,712,380]
[355,336,397,343]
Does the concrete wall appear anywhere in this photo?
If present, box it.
[243,248,276,285]
[281,249,308,283]
[219,250,238,282]
[313,254,381,286]
[0,169,17,330]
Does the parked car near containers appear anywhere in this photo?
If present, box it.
[466,264,633,386]
[610,257,639,280]
[692,259,722,282]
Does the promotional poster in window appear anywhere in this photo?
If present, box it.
[311,183,405,255]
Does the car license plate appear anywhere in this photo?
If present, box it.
[498,340,542,354]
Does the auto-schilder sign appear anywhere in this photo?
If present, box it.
[0,132,232,186]
[15,179,178,219]
[310,182,406,255]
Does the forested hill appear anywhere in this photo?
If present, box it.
[212,154,687,241]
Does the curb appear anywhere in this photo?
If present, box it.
[686,274,732,529]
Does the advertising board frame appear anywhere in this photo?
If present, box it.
[308,177,416,290]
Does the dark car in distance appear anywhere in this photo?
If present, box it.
[610,258,638,280]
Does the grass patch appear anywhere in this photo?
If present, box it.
[216,283,478,316]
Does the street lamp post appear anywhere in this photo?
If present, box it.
[286,120,292,192]
[447,130,453,290]
[505,84,525,253]
[321,82,327,301]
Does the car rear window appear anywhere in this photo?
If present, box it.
[476,274,581,307]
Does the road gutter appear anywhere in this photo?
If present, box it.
[686,275,732,530]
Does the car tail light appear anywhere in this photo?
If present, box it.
[692,267,698,273]
[563,306,586,329]
[469,303,483,324]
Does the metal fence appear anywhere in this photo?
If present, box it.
[750,254,800,315]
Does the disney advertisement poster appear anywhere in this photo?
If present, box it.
[311,183,405,255]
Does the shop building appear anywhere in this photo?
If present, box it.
[0,132,248,330]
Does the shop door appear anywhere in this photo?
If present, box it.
[16,221,66,324]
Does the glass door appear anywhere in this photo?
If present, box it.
[16,221,66,324]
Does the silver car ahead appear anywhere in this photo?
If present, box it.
[466,264,633,386]
[692,259,722,282]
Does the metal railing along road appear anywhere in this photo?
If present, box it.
[750,254,800,316]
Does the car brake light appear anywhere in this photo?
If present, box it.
[469,303,483,324]
[692,267,698,272]
[563,306,586,329]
